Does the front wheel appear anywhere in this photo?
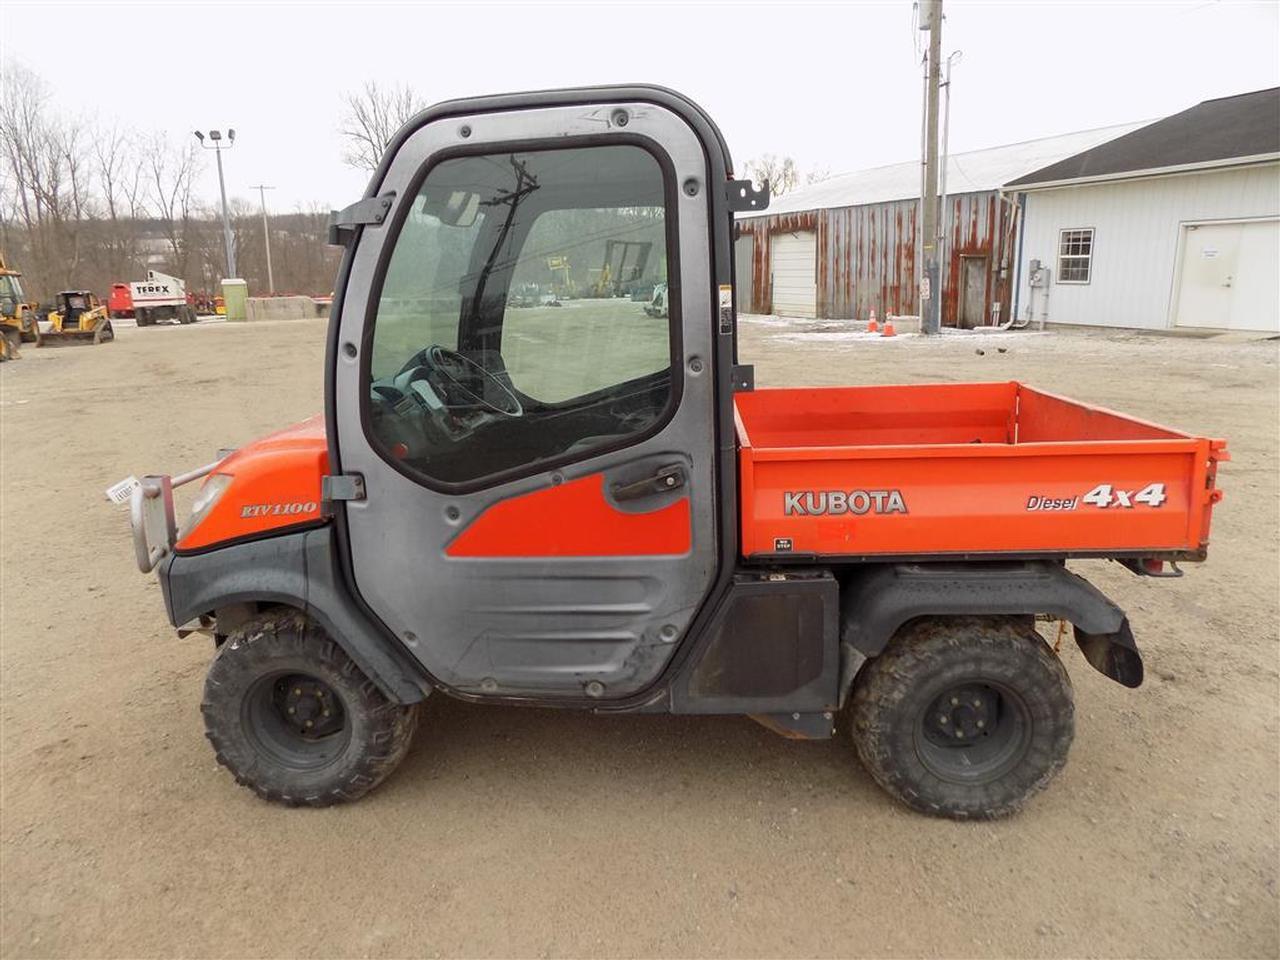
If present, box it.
[202,612,419,806]
[849,617,1073,820]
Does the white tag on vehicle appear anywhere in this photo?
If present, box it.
[105,475,141,504]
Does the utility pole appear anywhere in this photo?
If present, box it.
[195,129,237,279]
[250,184,276,295]
[919,0,943,335]
[938,50,962,319]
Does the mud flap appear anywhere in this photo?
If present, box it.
[1074,618,1144,688]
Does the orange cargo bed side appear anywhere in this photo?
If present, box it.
[735,382,1227,561]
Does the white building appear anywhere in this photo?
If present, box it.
[1007,88,1280,333]
[735,123,1142,327]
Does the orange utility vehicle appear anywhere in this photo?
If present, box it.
[126,86,1226,819]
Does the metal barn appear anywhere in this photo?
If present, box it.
[1007,88,1280,333]
[735,125,1142,328]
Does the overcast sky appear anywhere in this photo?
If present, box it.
[3,1,1278,213]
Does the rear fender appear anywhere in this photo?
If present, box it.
[840,562,1143,692]
[160,527,429,704]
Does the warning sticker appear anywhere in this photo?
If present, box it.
[718,284,733,335]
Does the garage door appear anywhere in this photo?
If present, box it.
[1174,219,1279,332]
[771,231,817,318]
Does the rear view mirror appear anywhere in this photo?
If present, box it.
[422,190,480,228]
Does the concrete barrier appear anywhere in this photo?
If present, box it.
[244,296,326,322]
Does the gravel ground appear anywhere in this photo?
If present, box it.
[1,316,1276,958]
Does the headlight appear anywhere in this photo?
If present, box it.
[180,473,232,537]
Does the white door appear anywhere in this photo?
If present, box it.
[1175,219,1280,332]
[771,231,817,318]
[1228,220,1280,332]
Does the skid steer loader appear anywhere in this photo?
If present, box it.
[124,85,1227,819]
[42,290,114,346]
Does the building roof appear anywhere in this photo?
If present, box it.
[744,123,1146,218]
[1007,87,1280,189]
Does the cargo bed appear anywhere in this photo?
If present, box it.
[734,382,1227,561]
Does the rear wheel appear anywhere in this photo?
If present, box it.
[136,308,152,327]
[849,617,1073,820]
[202,611,420,806]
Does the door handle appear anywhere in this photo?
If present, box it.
[611,464,686,502]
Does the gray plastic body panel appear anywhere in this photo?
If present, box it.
[332,102,721,701]
[162,528,429,703]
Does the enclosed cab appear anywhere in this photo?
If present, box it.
[127,86,1226,818]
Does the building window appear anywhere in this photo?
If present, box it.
[1057,228,1094,284]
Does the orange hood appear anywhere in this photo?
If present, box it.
[175,415,329,552]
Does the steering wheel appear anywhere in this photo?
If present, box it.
[418,345,523,418]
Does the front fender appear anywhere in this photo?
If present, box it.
[160,527,429,703]
[841,562,1143,688]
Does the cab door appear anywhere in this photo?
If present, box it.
[331,94,723,700]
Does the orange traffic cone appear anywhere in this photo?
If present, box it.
[867,309,879,334]
[882,316,896,337]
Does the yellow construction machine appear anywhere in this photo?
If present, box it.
[0,256,42,360]
[43,290,114,346]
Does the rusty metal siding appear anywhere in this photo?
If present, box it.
[738,190,1015,327]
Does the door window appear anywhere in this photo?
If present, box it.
[366,144,676,487]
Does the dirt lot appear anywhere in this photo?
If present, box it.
[2,316,1277,958]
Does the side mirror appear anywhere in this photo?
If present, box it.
[422,189,480,228]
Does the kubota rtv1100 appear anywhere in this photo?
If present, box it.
[126,86,1227,818]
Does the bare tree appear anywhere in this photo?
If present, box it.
[805,166,833,185]
[1,62,344,300]
[339,81,424,172]
[0,63,57,289]
[147,133,201,278]
[93,124,147,280]
[0,63,97,292]
[744,154,799,198]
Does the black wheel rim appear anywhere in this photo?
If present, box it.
[242,672,351,770]
[913,679,1032,784]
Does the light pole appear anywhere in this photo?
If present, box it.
[250,184,276,295]
[194,128,237,279]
